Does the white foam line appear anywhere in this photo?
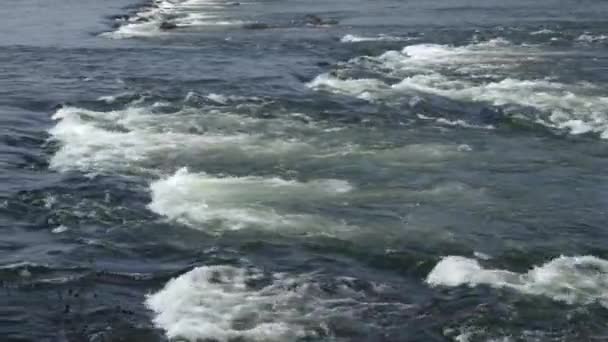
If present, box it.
[102,0,245,38]
[340,34,415,43]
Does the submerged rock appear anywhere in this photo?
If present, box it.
[242,22,271,30]
[479,106,504,124]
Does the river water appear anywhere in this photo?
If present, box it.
[2,0,608,341]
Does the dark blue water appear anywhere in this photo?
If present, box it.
[2,0,608,341]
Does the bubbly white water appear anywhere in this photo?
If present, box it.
[307,73,388,100]
[427,255,608,307]
[50,97,475,178]
[146,265,410,341]
[576,33,608,43]
[48,106,254,173]
[530,29,556,35]
[102,0,245,39]
[145,266,303,341]
[309,39,608,138]
[417,114,495,130]
[394,75,608,137]
[51,225,69,234]
[48,104,318,174]
[340,34,412,43]
[148,167,353,232]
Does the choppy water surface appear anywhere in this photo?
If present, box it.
[2,0,608,341]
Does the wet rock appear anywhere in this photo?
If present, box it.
[159,21,178,30]
[329,70,348,79]
[304,14,339,26]
[109,14,130,21]
[305,14,323,25]
[134,17,150,23]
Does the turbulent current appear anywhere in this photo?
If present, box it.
[2,0,608,341]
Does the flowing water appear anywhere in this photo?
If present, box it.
[2,0,608,341]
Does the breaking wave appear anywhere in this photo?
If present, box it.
[146,265,412,341]
[308,39,608,138]
[576,33,608,44]
[48,101,318,174]
[427,255,608,307]
[148,168,353,233]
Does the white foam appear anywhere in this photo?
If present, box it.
[308,39,526,99]
[576,33,608,43]
[48,107,252,173]
[102,21,162,39]
[98,92,144,104]
[427,255,608,307]
[206,93,230,104]
[377,40,521,74]
[146,265,408,341]
[146,266,300,341]
[394,75,608,137]
[417,114,494,130]
[530,29,556,36]
[475,37,512,47]
[473,251,491,260]
[48,104,321,174]
[306,73,388,100]
[310,68,608,138]
[98,94,119,103]
[43,194,57,209]
[102,0,243,38]
[450,327,513,342]
[204,93,262,105]
[51,225,69,234]
[148,168,352,231]
[340,34,411,43]
[308,36,608,138]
